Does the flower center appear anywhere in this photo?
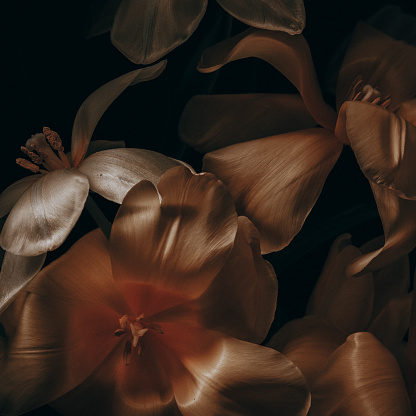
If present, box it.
[347,77,391,108]
[113,314,163,365]
[16,127,72,173]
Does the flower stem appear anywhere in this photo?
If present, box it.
[85,195,111,239]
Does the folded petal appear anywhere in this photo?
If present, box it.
[198,28,337,130]
[396,98,416,126]
[179,93,317,153]
[203,128,342,254]
[309,333,412,415]
[348,183,416,276]
[0,169,89,256]
[110,166,238,303]
[216,0,305,34]
[79,148,184,204]
[0,175,42,218]
[71,62,167,167]
[0,231,128,415]
[111,0,207,64]
[0,251,46,314]
[343,101,416,200]
[337,21,416,111]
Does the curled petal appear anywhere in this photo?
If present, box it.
[309,333,412,416]
[337,21,416,111]
[179,94,317,153]
[0,175,42,218]
[198,28,337,130]
[110,166,238,302]
[342,101,416,200]
[0,169,89,256]
[111,0,207,64]
[71,61,167,167]
[396,98,416,126]
[216,0,305,34]
[79,148,184,204]
[203,128,342,254]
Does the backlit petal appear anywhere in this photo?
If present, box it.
[198,28,337,130]
[0,175,42,218]
[0,169,89,256]
[309,333,412,415]
[216,0,305,34]
[111,0,207,64]
[337,21,416,110]
[344,101,416,200]
[110,166,238,302]
[79,148,184,204]
[203,128,342,254]
[179,94,316,153]
[71,62,167,167]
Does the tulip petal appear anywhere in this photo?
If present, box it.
[79,148,184,204]
[396,98,416,126]
[111,0,207,64]
[337,21,416,111]
[110,166,238,301]
[343,101,416,200]
[198,28,337,130]
[348,183,416,276]
[0,175,42,218]
[216,0,305,34]
[0,231,128,415]
[309,333,412,416]
[0,251,46,314]
[71,61,167,167]
[203,128,342,254]
[0,169,90,256]
[179,93,317,153]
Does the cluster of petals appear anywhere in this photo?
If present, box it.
[87,0,305,64]
[0,166,310,416]
[179,21,416,276]
[268,234,413,415]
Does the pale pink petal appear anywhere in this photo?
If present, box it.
[396,98,416,126]
[79,148,184,204]
[198,28,337,130]
[348,183,416,276]
[344,101,416,200]
[203,128,342,254]
[71,61,166,167]
[309,333,412,415]
[217,0,305,34]
[0,169,89,256]
[110,166,238,302]
[0,175,42,218]
[337,21,416,111]
[179,93,317,153]
[111,0,207,64]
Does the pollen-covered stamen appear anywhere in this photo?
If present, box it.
[24,133,65,171]
[16,158,41,173]
[43,127,71,168]
[20,146,43,165]
[347,77,391,109]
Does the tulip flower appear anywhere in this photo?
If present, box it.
[0,166,310,416]
[179,22,416,276]
[87,0,306,64]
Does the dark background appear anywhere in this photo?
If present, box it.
[2,1,416,414]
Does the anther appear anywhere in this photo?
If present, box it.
[20,146,43,165]
[16,158,40,173]
[43,127,64,152]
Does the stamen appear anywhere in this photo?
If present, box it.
[16,158,41,173]
[25,133,65,171]
[20,146,43,165]
[43,127,64,152]
[352,92,363,101]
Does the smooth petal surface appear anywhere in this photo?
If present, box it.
[343,101,416,200]
[179,93,317,153]
[0,169,89,256]
[337,22,416,111]
[348,183,416,276]
[71,62,167,167]
[0,175,42,218]
[198,28,337,130]
[0,251,46,313]
[309,333,412,416]
[0,230,128,415]
[111,0,207,64]
[203,128,342,254]
[396,98,416,126]
[216,0,305,34]
[110,166,238,300]
[79,148,184,204]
